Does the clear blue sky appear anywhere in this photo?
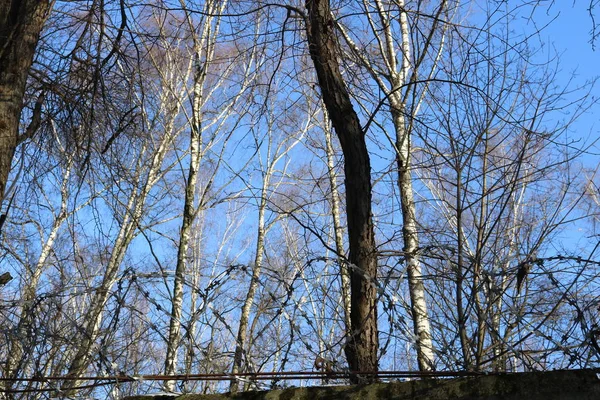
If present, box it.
[535,3,600,154]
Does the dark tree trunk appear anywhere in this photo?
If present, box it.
[305,0,379,383]
[0,0,50,208]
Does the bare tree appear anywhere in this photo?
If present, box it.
[413,7,595,370]
[230,90,308,392]
[59,25,191,392]
[2,131,88,394]
[335,0,455,371]
[0,117,107,397]
[305,0,379,382]
[163,0,230,389]
[0,2,599,398]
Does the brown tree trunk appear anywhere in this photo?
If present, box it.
[0,0,50,208]
[305,0,379,383]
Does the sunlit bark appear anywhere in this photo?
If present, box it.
[306,0,379,382]
[164,1,228,390]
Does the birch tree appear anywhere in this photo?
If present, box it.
[321,109,351,335]
[230,93,308,392]
[60,26,190,392]
[163,0,230,388]
[333,0,459,371]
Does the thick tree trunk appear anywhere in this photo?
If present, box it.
[305,0,379,383]
[0,0,50,207]
[335,0,444,371]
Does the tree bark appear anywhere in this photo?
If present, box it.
[0,0,50,207]
[335,0,442,371]
[393,111,435,372]
[305,0,379,383]
[163,81,201,391]
[164,57,206,393]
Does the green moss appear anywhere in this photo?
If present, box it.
[124,369,600,400]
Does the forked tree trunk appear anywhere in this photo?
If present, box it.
[163,73,202,391]
[305,0,379,383]
[164,57,206,392]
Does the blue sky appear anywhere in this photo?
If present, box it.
[535,3,600,153]
[517,3,600,252]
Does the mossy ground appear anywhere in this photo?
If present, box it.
[124,369,600,400]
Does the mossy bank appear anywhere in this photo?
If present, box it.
[123,369,600,400]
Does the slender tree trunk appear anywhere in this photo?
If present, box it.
[229,93,305,391]
[455,167,471,368]
[63,200,137,387]
[163,1,227,390]
[474,135,489,369]
[0,0,50,207]
[62,115,176,394]
[230,186,267,392]
[388,0,438,371]
[392,111,435,371]
[183,245,201,391]
[164,60,205,392]
[323,110,351,334]
[4,164,72,391]
[305,0,379,383]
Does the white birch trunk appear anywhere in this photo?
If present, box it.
[337,0,451,370]
[393,110,435,371]
[386,0,437,370]
[163,1,228,390]
[230,175,268,392]
[163,52,206,393]
[63,93,179,393]
[4,154,75,390]
[323,110,352,334]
